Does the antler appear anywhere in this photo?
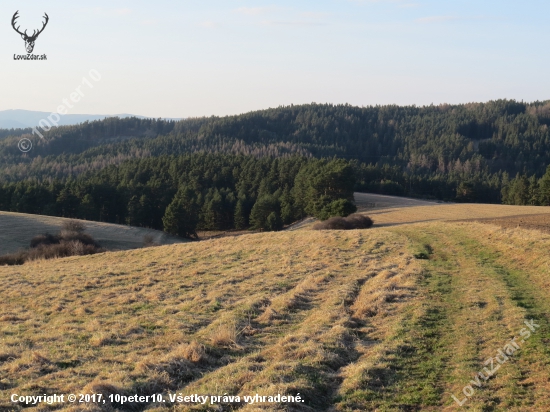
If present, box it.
[29,13,49,39]
[12,11,49,40]
[11,11,27,37]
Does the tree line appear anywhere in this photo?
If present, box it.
[501,166,550,206]
[0,154,356,238]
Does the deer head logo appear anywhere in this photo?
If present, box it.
[11,11,49,54]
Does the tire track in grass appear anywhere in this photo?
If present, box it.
[393,223,550,411]
[389,228,476,411]
[355,225,532,411]
[330,234,422,411]
[173,232,411,411]
[448,225,550,411]
[334,227,460,411]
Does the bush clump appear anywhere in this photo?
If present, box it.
[31,232,99,249]
[313,214,374,230]
[30,233,60,248]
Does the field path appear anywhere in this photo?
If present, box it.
[351,222,550,411]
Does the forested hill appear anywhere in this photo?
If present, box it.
[1,100,550,204]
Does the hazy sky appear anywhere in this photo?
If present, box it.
[1,0,549,118]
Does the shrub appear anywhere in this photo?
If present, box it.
[62,220,86,233]
[59,232,100,248]
[143,234,156,247]
[26,242,103,262]
[0,251,26,266]
[30,233,60,248]
[346,214,374,229]
[313,214,373,230]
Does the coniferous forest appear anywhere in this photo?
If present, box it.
[0,155,357,237]
[1,99,550,236]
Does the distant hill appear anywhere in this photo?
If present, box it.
[3,99,550,175]
[1,100,550,206]
[0,109,181,129]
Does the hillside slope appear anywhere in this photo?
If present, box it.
[344,193,550,229]
[1,220,550,410]
[2,100,550,203]
[0,212,185,255]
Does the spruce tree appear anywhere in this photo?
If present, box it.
[162,187,199,238]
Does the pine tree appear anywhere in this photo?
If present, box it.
[266,212,283,231]
[539,166,550,206]
[234,199,248,229]
[280,187,295,225]
[528,175,540,205]
[162,187,199,238]
[126,195,141,226]
[78,194,97,220]
[250,195,280,230]
[56,188,79,218]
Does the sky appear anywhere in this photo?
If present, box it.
[0,0,549,118]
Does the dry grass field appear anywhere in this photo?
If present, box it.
[354,192,550,228]
[293,193,550,230]
[0,229,421,411]
[2,200,550,411]
[367,203,550,227]
[354,192,438,210]
[0,212,185,256]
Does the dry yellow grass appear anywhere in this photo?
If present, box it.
[2,207,550,410]
[293,193,550,231]
[0,229,422,411]
[367,203,550,227]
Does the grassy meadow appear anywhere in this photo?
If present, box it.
[0,212,185,256]
[2,202,550,410]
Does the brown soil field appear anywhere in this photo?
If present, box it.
[295,193,550,230]
[463,213,550,234]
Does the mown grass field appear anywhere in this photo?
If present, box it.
[0,212,185,255]
[1,203,550,411]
